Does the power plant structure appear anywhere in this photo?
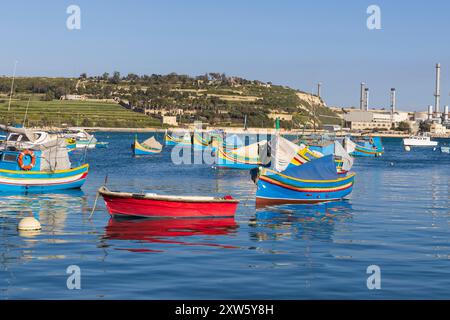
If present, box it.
[390,88,396,114]
[434,63,441,117]
[360,82,365,110]
[364,88,370,111]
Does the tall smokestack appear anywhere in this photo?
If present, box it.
[428,105,433,120]
[390,88,396,114]
[435,63,441,115]
[364,88,370,111]
[360,82,365,110]
[317,82,321,99]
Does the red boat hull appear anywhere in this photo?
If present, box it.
[102,196,238,218]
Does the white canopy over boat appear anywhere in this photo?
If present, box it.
[141,136,162,150]
[231,140,267,159]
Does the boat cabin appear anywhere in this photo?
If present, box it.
[0,132,71,173]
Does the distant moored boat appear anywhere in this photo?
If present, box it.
[403,133,438,147]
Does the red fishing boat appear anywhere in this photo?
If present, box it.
[98,186,239,218]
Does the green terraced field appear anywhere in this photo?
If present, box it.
[0,99,161,128]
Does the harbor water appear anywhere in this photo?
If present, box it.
[1,133,450,299]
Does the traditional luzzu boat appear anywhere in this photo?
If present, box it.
[98,186,239,218]
[132,135,163,155]
[254,135,355,206]
[304,140,351,173]
[0,125,89,192]
[344,136,384,157]
[210,134,244,153]
[164,130,192,146]
[63,128,98,149]
[215,140,268,170]
[193,131,212,150]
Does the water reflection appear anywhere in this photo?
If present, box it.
[0,190,87,298]
[103,217,238,252]
[249,201,353,242]
[0,190,87,235]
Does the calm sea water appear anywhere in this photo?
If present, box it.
[1,133,450,299]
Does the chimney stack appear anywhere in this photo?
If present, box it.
[428,105,433,120]
[390,88,396,114]
[435,63,441,115]
[364,88,370,111]
[360,82,365,110]
[317,82,322,99]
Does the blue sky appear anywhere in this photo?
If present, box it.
[1,0,449,111]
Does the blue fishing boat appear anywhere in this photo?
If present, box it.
[345,136,384,157]
[132,135,162,155]
[0,125,89,193]
[255,135,355,206]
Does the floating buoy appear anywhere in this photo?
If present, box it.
[18,217,41,231]
[404,146,411,152]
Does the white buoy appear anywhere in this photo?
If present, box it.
[18,217,41,231]
[404,146,411,152]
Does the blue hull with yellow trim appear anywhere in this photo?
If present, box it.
[350,137,384,157]
[215,148,261,170]
[0,164,89,193]
[132,141,162,156]
[256,155,355,205]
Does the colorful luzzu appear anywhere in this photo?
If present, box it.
[164,130,192,146]
[344,136,384,157]
[132,135,162,155]
[215,140,268,169]
[0,125,89,193]
[255,135,355,206]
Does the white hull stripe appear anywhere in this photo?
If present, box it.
[0,173,86,185]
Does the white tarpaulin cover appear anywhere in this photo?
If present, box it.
[270,135,303,172]
[37,138,71,171]
[334,140,354,171]
[232,140,267,159]
[344,137,356,154]
[142,136,162,150]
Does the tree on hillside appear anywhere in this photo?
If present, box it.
[102,72,109,81]
[111,71,121,84]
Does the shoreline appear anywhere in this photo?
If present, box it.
[62,126,450,138]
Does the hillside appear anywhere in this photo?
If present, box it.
[0,98,160,128]
[0,73,342,128]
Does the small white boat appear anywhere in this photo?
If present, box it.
[403,133,438,147]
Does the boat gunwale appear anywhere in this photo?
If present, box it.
[98,187,240,204]
[0,163,89,175]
